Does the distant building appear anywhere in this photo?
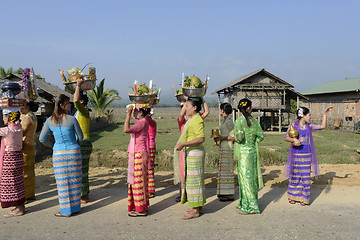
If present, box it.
[302,77,360,131]
[213,68,307,132]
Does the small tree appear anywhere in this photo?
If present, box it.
[0,67,13,78]
[87,78,121,117]
[290,99,297,114]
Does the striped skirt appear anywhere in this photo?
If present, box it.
[287,149,312,204]
[148,145,156,194]
[128,152,149,212]
[217,141,234,196]
[181,147,206,208]
[80,139,93,198]
[0,151,25,208]
[53,149,82,215]
[23,144,36,199]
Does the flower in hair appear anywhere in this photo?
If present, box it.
[298,107,304,117]
[240,101,247,107]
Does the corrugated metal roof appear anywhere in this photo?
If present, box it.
[212,68,294,94]
[302,77,360,95]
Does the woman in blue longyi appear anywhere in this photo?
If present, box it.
[39,94,84,217]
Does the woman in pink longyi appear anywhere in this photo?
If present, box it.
[124,104,151,217]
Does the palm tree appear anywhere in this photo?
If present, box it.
[0,67,13,78]
[87,78,121,117]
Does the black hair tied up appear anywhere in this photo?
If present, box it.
[27,101,39,112]
[238,98,252,127]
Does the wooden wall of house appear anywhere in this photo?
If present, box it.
[302,92,360,131]
[226,89,286,110]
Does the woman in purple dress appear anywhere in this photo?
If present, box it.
[284,106,332,206]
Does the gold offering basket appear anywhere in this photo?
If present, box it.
[211,128,220,146]
[288,123,299,138]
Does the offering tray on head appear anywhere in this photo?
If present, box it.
[1,82,22,99]
[175,94,186,103]
[64,79,97,93]
[182,87,206,98]
[129,94,155,104]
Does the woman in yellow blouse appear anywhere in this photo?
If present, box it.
[74,78,93,203]
[175,97,206,220]
[20,101,39,201]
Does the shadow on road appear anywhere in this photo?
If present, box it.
[310,171,351,205]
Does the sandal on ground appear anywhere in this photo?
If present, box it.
[54,212,71,217]
[219,196,234,202]
[238,210,250,215]
[175,196,181,202]
[149,193,155,198]
[288,199,296,204]
[300,202,307,206]
[181,211,200,220]
[81,195,89,204]
[4,210,23,217]
[128,211,147,217]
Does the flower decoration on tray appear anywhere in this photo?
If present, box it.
[129,80,161,106]
[180,73,209,98]
[60,65,97,93]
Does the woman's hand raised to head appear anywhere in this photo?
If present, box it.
[126,105,134,115]
[76,77,84,86]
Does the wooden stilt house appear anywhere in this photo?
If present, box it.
[213,69,307,132]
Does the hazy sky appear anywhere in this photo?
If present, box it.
[1,0,360,102]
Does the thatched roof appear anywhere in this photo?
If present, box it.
[212,68,307,99]
[213,68,294,94]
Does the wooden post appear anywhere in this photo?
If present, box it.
[279,109,282,132]
[218,93,221,126]
[258,109,261,122]
[297,95,299,109]
[271,111,274,131]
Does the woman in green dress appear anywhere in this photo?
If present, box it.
[234,98,264,214]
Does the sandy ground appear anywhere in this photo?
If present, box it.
[0,164,360,239]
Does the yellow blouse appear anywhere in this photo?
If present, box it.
[21,111,37,146]
[183,113,205,147]
[74,100,90,139]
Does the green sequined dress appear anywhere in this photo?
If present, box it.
[234,115,264,214]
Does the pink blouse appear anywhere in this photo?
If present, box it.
[127,118,149,153]
[146,116,157,147]
[0,123,23,152]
